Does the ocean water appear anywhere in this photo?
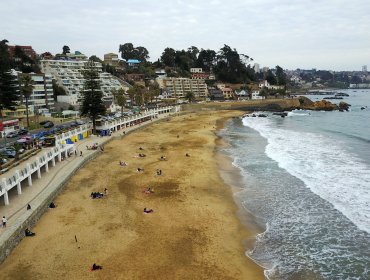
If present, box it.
[219,89,370,280]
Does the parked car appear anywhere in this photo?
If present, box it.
[18,128,29,135]
[0,150,16,158]
[6,131,18,138]
[0,157,7,164]
[43,121,54,128]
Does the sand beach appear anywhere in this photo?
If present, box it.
[0,110,264,280]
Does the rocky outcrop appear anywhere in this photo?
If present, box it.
[339,101,351,111]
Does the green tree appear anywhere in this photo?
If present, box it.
[119,43,149,62]
[275,65,287,86]
[62,45,70,55]
[185,91,195,103]
[89,55,102,63]
[52,79,67,101]
[80,60,106,134]
[0,40,19,127]
[265,69,277,85]
[19,73,34,128]
[160,48,176,67]
[196,49,216,71]
[113,88,127,115]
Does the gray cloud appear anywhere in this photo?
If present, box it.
[1,0,369,70]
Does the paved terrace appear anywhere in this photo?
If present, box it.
[0,106,180,262]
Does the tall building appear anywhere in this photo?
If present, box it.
[362,65,367,72]
[253,63,260,73]
[161,78,208,98]
[104,53,120,67]
[40,60,122,106]
[16,72,55,113]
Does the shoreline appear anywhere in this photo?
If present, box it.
[0,110,264,279]
[214,116,267,266]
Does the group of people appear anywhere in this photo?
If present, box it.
[91,192,104,199]
[119,161,128,166]
[156,169,162,176]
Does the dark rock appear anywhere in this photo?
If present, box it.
[339,101,351,111]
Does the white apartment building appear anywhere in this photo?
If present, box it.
[40,60,122,106]
[162,78,208,99]
[251,90,265,100]
[17,72,55,113]
[190,68,203,73]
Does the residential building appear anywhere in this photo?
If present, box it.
[161,78,208,99]
[8,45,37,59]
[18,73,55,113]
[127,59,140,68]
[251,90,265,100]
[40,60,123,106]
[190,68,203,73]
[126,73,145,81]
[216,84,233,99]
[192,73,210,80]
[258,80,284,90]
[234,89,249,100]
[253,63,260,73]
[208,88,224,101]
[104,53,120,67]
[66,51,87,61]
[362,65,367,73]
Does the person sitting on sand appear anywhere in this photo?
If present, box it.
[137,168,144,172]
[156,169,162,176]
[49,202,56,208]
[186,153,190,157]
[25,228,35,236]
[144,187,154,194]
[138,153,146,158]
[144,208,154,214]
[92,263,103,270]
[139,147,144,150]
[119,161,127,166]
[160,155,166,161]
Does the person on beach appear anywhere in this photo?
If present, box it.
[186,153,190,157]
[92,263,103,270]
[104,188,108,195]
[25,228,35,236]
[2,216,7,227]
[160,155,166,161]
[138,153,146,157]
[80,151,83,156]
[27,204,31,210]
[137,168,144,172]
[144,208,154,214]
[156,169,162,176]
[49,202,56,208]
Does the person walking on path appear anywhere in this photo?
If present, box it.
[80,151,83,157]
[2,216,7,227]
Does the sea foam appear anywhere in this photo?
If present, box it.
[242,117,370,233]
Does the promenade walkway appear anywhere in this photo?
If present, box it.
[0,112,173,237]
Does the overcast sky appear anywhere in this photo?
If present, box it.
[1,0,369,71]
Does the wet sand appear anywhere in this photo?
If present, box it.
[0,111,264,280]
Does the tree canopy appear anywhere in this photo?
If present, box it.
[0,39,19,115]
[119,43,149,62]
[80,60,106,133]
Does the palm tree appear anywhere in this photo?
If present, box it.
[19,73,34,128]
